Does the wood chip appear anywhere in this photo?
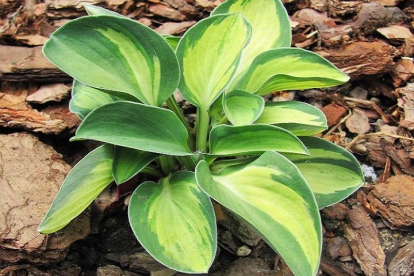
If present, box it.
[0,133,90,263]
[391,59,414,87]
[396,83,414,130]
[344,205,387,276]
[149,3,187,21]
[155,20,196,35]
[315,41,397,79]
[352,2,388,35]
[367,175,414,228]
[371,0,401,6]
[388,239,414,276]
[26,83,71,104]
[0,46,69,82]
[14,34,49,46]
[0,84,69,134]
[377,25,413,40]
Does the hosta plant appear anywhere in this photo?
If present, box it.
[38,1,364,275]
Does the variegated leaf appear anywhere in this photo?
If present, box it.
[212,0,291,80]
[209,124,308,156]
[112,146,158,184]
[285,137,364,209]
[129,172,217,273]
[72,101,193,156]
[255,101,327,136]
[196,151,322,276]
[43,16,179,107]
[224,90,265,126]
[38,144,114,233]
[176,13,251,109]
[70,80,123,120]
[235,48,349,95]
[163,35,180,50]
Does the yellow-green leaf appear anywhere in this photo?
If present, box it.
[235,48,349,95]
[38,144,114,234]
[43,16,179,107]
[224,90,265,126]
[129,172,217,273]
[212,0,291,80]
[70,80,123,120]
[285,137,364,209]
[196,151,322,276]
[255,101,327,136]
[209,124,309,156]
[176,13,251,109]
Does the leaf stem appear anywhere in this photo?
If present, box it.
[166,96,195,151]
[159,155,171,175]
[141,166,164,178]
[196,106,210,152]
[176,156,197,171]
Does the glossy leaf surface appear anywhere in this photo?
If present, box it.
[255,101,327,136]
[209,124,308,156]
[235,48,349,95]
[129,172,216,273]
[72,102,192,156]
[224,90,265,126]
[43,16,179,106]
[212,0,291,78]
[112,147,158,184]
[176,14,251,108]
[38,144,114,233]
[285,137,364,209]
[196,151,322,276]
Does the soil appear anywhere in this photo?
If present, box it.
[1,0,414,276]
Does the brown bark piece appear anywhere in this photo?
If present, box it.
[164,0,198,15]
[328,0,362,17]
[45,0,104,10]
[0,133,90,263]
[292,9,352,46]
[367,175,414,228]
[219,207,261,247]
[315,41,397,79]
[391,59,414,87]
[345,109,371,134]
[372,0,400,6]
[365,135,394,168]
[129,252,175,275]
[388,239,414,276]
[0,46,69,82]
[14,34,49,46]
[377,25,413,40]
[321,103,347,127]
[0,89,68,134]
[155,21,196,35]
[149,3,187,21]
[26,83,71,104]
[352,2,388,35]
[344,205,387,276]
[396,83,414,130]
